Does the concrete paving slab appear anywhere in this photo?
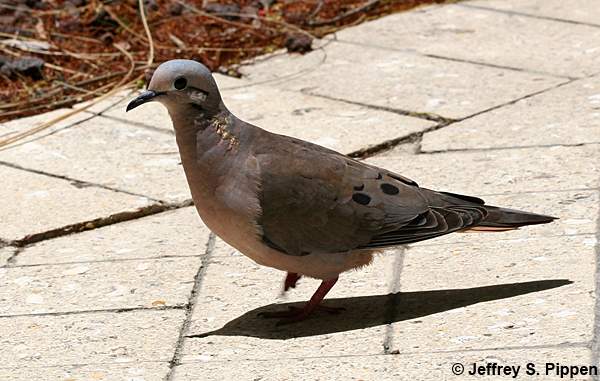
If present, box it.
[241,41,565,119]
[0,114,191,203]
[0,309,184,367]
[366,145,600,195]
[467,0,600,26]
[421,76,600,151]
[10,206,209,266]
[389,235,594,352]
[0,165,151,243]
[181,246,401,361]
[2,362,170,381]
[0,256,200,316]
[93,85,434,155]
[173,346,591,381]
[336,4,600,78]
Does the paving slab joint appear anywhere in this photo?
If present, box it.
[324,52,578,160]
[0,160,161,201]
[301,90,455,124]
[420,141,600,155]
[350,121,450,159]
[384,341,590,357]
[412,77,579,156]
[6,254,203,269]
[165,233,217,381]
[0,305,186,319]
[332,39,575,81]
[8,199,193,249]
[458,3,600,29]
[460,78,575,122]
[421,52,577,80]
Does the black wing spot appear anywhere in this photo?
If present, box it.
[352,193,371,205]
[380,183,400,195]
[353,184,365,191]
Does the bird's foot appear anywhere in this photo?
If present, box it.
[258,305,346,325]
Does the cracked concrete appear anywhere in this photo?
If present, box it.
[240,40,566,120]
[336,3,600,78]
[463,0,600,27]
[165,233,216,381]
[1,0,599,380]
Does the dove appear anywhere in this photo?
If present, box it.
[127,59,556,324]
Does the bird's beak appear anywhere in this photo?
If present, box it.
[126,90,160,112]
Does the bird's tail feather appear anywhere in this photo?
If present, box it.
[476,205,557,229]
[420,189,557,232]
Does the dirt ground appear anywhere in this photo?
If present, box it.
[0,0,448,122]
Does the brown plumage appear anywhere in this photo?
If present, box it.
[127,60,556,324]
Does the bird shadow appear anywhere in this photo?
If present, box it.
[188,279,572,340]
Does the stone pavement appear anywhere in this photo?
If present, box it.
[1,0,599,380]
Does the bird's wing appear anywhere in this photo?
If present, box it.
[253,133,486,255]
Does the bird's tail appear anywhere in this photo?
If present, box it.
[466,205,557,232]
[420,189,557,232]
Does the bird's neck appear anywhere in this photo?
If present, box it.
[171,107,244,195]
[172,108,239,154]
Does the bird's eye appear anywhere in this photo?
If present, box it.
[174,77,187,90]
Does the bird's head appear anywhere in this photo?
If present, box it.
[126,59,223,116]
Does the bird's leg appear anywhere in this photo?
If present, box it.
[283,272,301,292]
[259,277,344,324]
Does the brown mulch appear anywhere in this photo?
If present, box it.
[0,0,448,123]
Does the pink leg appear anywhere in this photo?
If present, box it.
[284,272,301,292]
[260,277,343,324]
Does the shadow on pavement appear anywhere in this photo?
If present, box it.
[188,279,572,340]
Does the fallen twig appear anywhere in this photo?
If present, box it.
[0,42,138,150]
[138,0,155,67]
[177,1,276,37]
